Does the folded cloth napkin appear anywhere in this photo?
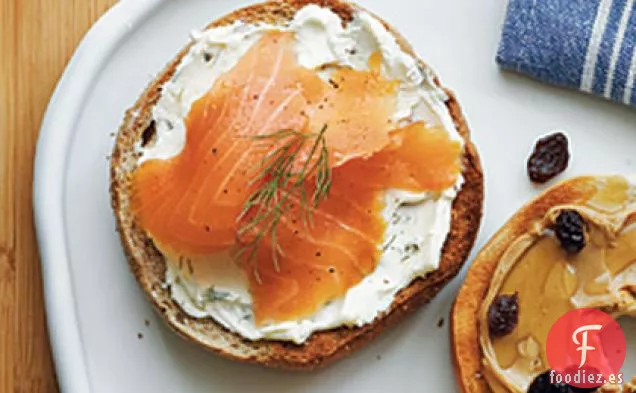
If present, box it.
[497,0,636,106]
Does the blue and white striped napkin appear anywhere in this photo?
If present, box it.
[497,0,636,107]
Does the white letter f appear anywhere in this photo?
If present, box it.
[572,324,602,368]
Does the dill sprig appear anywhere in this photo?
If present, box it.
[235,125,331,281]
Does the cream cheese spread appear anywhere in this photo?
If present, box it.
[138,4,463,344]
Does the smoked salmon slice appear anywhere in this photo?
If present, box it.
[132,31,399,256]
[245,122,461,324]
[335,122,463,193]
[131,30,462,324]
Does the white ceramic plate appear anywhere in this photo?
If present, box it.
[34,0,636,392]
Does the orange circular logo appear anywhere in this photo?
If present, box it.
[546,308,626,388]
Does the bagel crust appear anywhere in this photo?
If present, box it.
[111,0,483,370]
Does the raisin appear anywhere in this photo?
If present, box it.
[528,371,598,393]
[488,293,519,337]
[527,132,570,183]
[568,386,598,393]
[554,210,587,254]
[528,371,570,393]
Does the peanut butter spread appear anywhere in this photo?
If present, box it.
[479,176,636,393]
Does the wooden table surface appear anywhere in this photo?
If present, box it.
[1,1,117,391]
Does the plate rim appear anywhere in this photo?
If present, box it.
[33,0,163,391]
